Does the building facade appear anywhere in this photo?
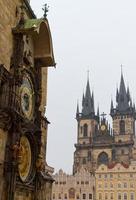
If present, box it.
[73,73,136,174]
[0,0,55,199]
[95,162,136,200]
[52,168,95,200]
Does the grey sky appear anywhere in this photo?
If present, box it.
[31,0,136,173]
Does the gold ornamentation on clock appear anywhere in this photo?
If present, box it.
[18,136,32,182]
[101,125,106,131]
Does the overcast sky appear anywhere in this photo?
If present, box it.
[31,0,136,173]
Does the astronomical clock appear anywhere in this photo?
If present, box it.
[20,73,35,120]
[0,2,55,200]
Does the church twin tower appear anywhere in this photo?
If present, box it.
[73,73,136,174]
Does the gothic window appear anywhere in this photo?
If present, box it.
[83,158,86,164]
[97,152,109,165]
[88,151,91,161]
[64,194,67,199]
[120,120,125,134]
[83,124,88,137]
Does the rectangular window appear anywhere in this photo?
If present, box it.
[99,193,102,200]
[124,183,127,188]
[89,194,92,199]
[105,193,108,200]
[111,193,113,199]
[130,193,134,200]
[118,193,121,200]
[83,194,86,199]
[124,193,127,200]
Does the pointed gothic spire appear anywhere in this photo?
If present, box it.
[76,101,79,119]
[97,105,100,117]
[127,86,130,102]
[116,88,119,103]
[116,72,130,112]
[82,93,85,107]
[111,69,136,117]
[91,91,95,113]
[110,99,114,115]
[110,99,113,110]
[82,77,95,117]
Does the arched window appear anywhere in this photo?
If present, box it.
[120,120,125,134]
[83,124,88,137]
[98,152,109,165]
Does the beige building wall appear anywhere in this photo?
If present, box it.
[95,163,136,200]
[52,168,95,200]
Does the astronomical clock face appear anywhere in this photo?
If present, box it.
[20,75,34,120]
[100,124,106,132]
[18,136,32,182]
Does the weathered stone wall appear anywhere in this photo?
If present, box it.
[0,0,20,70]
[0,0,33,71]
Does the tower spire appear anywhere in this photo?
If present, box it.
[82,74,95,117]
[117,70,129,112]
[76,101,79,119]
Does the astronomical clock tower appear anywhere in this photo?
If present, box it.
[0,0,55,199]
